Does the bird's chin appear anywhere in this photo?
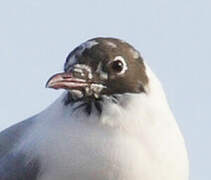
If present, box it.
[67,89,99,102]
[68,89,85,99]
[66,82,106,100]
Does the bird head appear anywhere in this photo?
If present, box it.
[46,38,149,112]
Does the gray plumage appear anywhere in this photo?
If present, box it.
[0,117,41,180]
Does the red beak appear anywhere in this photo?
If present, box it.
[46,72,89,90]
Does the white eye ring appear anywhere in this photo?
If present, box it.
[111,56,128,75]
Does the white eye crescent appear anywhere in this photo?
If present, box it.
[110,56,128,75]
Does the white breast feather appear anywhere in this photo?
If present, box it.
[19,63,189,180]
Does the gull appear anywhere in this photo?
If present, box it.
[0,37,189,180]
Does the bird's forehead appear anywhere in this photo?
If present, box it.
[64,40,99,71]
[64,38,141,72]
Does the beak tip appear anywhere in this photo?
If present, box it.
[45,80,51,89]
[45,74,59,89]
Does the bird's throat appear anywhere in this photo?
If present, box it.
[63,92,121,116]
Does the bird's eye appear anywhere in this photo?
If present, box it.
[110,56,128,75]
[111,60,123,72]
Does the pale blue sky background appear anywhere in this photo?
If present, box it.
[0,0,210,179]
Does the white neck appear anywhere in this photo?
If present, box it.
[21,63,189,180]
